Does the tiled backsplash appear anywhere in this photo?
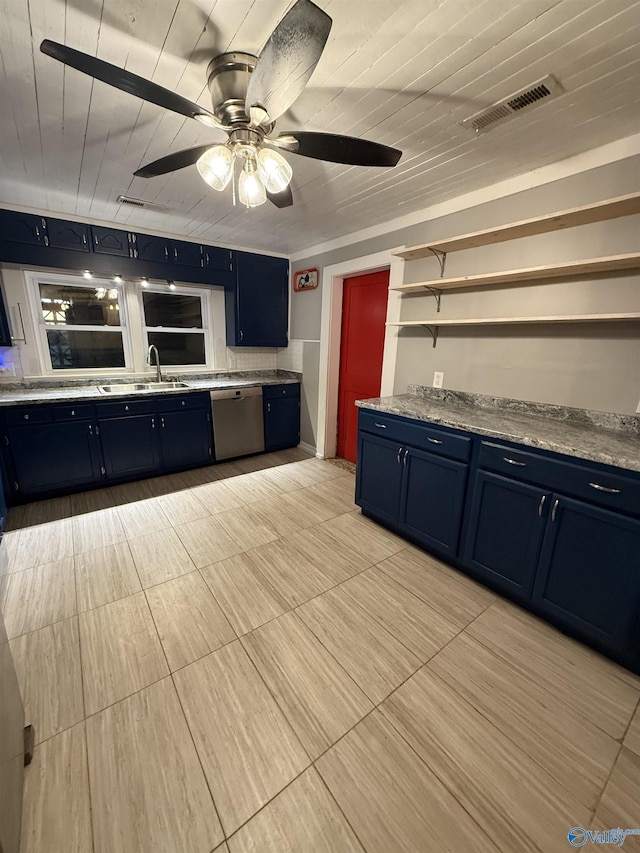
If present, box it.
[226,347,279,370]
[277,339,304,372]
[0,346,21,380]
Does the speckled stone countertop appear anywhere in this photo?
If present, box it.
[0,369,301,406]
[356,386,640,473]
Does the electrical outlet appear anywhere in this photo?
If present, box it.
[433,371,444,388]
[636,398,640,414]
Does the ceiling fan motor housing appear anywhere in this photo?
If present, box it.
[206,52,258,126]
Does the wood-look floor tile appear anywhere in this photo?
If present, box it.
[108,479,153,505]
[72,507,126,554]
[117,497,172,539]
[70,487,115,514]
[273,487,346,528]
[86,678,222,853]
[10,617,83,744]
[593,748,640,831]
[75,540,141,612]
[258,461,319,492]
[20,723,92,853]
[295,458,345,484]
[624,704,640,756]
[378,545,495,628]
[3,529,22,575]
[342,567,460,661]
[157,488,210,525]
[248,495,305,537]
[173,640,309,835]
[178,464,221,487]
[228,767,364,853]
[305,475,358,514]
[214,505,281,551]
[299,587,421,704]
[144,472,188,498]
[5,504,26,532]
[189,479,246,514]
[317,711,498,853]
[316,512,405,565]
[127,526,195,589]
[175,515,243,568]
[382,667,592,853]
[246,538,334,609]
[10,518,74,572]
[79,592,169,715]
[146,571,235,671]
[283,525,372,584]
[22,496,71,525]
[467,603,640,739]
[220,470,284,505]
[201,553,286,635]
[2,557,76,639]
[242,611,372,759]
[429,633,620,811]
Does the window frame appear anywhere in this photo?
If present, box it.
[139,283,213,372]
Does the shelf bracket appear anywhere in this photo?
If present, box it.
[423,286,442,312]
[420,324,439,348]
[426,247,447,277]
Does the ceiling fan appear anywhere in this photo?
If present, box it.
[40,0,402,209]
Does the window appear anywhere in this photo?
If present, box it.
[142,288,209,366]
[36,279,128,370]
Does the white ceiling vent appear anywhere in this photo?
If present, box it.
[116,195,166,210]
[461,75,563,134]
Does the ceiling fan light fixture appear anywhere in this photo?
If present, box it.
[257,148,292,194]
[238,157,267,208]
[197,144,235,191]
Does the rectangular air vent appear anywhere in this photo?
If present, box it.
[461,75,562,134]
[116,195,166,210]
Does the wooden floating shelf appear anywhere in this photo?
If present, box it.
[388,313,640,328]
[390,253,640,293]
[392,192,640,260]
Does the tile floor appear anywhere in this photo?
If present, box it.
[1,448,639,853]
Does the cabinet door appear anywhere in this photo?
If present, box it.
[355,432,404,526]
[399,447,468,558]
[98,415,160,479]
[264,396,300,451]
[91,225,131,257]
[228,253,288,346]
[0,210,45,245]
[170,240,202,268]
[462,471,548,598]
[202,246,233,273]
[533,495,640,663]
[46,218,90,252]
[159,409,212,470]
[6,421,102,498]
[135,233,170,264]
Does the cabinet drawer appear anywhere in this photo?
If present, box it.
[358,410,471,462]
[157,393,208,412]
[96,398,156,417]
[52,403,95,421]
[263,383,300,400]
[4,406,52,426]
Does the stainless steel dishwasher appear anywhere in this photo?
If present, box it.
[210,386,265,460]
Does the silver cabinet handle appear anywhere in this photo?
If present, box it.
[396,447,402,464]
[88,424,93,435]
[374,423,387,429]
[427,437,443,445]
[267,402,271,413]
[23,413,29,420]
[538,494,546,517]
[164,246,169,260]
[403,449,409,466]
[503,457,526,467]
[551,498,559,522]
[239,330,244,341]
[71,409,75,416]
[161,417,165,428]
[151,418,155,429]
[589,482,621,494]
[124,405,129,411]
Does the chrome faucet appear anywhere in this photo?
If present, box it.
[147,344,163,382]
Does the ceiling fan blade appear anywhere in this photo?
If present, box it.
[134,145,215,178]
[271,131,402,167]
[40,40,224,128]
[267,186,294,208]
[246,0,332,123]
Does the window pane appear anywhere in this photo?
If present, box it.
[46,330,125,369]
[147,332,205,365]
[143,292,203,329]
[39,283,121,326]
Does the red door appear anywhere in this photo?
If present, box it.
[337,270,389,463]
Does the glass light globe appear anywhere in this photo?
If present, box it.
[196,145,234,191]
[238,162,267,207]
[257,148,293,194]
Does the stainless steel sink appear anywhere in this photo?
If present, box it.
[98,381,189,393]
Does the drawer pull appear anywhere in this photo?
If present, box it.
[403,449,409,466]
[503,456,526,467]
[427,437,443,445]
[538,494,546,517]
[125,405,129,411]
[71,409,75,416]
[396,447,402,464]
[589,482,621,494]
[181,400,186,406]
[374,423,387,429]
[551,498,559,522]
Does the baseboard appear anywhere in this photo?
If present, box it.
[298,440,318,456]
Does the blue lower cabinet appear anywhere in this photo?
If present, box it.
[6,421,102,497]
[356,433,404,525]
[533,495,640,666]
[462,471,549,598]
[159,409,212,470]
[400,447,468,558]
[98,415,161,480]
[264,388,300,451]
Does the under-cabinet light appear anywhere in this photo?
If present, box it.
[83,270,92,279]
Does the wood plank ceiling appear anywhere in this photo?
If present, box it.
[0,0,638,255]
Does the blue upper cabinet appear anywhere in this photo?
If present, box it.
[47,218,90,252]
[134,233,169,264]
[202,246,233,274]
[226,252,289,347]
[170,240,202,268]
[90,225,131,257]
[0,210,45,245]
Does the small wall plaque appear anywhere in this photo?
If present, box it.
[293,268,318,292]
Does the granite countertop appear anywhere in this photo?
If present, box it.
[356,386,640,473]
[0,369,301,406]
